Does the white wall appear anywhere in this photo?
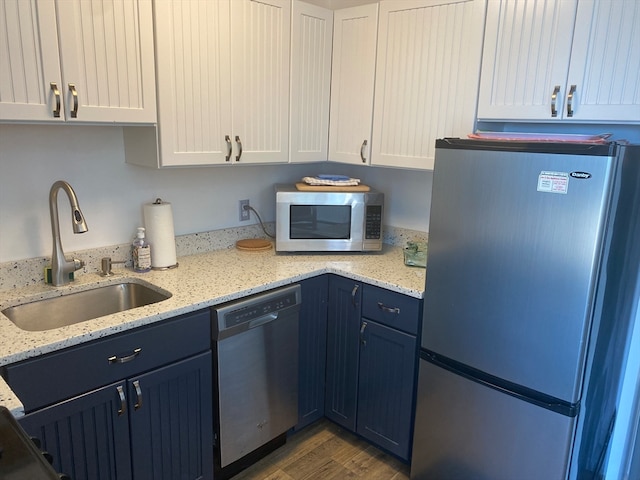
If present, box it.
[0,124,431,262]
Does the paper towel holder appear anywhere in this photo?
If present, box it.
[146,198,179,270]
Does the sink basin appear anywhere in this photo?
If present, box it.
[2,282,171,332]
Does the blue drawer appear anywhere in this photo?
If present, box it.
[362,285,422,335]
[2,309,211,412]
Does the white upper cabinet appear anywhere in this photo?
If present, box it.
[0,0,156,123]
[230,0,291,164]
[566,0,640,122]
[328,3,378,166]
[151,0,232,166]
[478,0,640,122]
[371,0,486,170]
[137,0,290,167]
[0,0,61,121]
[290,0,333,163]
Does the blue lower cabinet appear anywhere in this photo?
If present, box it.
[357,320,417,460]
[296,275,329,430]
[323,276,421,462]
[18,352,214,480]
[325,275,362,431]
[10,309,214,480]
[19,381,133,480]
[129,352,213,480]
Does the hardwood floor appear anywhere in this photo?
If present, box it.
[231,419,410,480]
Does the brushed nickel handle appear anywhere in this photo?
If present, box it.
[360,321,368,346]
[225,135,232,161]
[551,85,560,117]
[360,139,367,163]
[116,385,126,416]
[235,135,243,161]
[351,284,359,307]
[567,85,576,117]
[133,380,143,410]
[50,82,61,118]
[377,302,400,315]
[68,83,78,118]
[108,347,142,364]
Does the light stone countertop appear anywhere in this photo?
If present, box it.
[0,244,426,416]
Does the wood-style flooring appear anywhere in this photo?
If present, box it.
[232,419,410,480]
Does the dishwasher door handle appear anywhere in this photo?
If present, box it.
[248,312,279,329]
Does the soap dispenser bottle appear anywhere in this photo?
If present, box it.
[132,227,152,273]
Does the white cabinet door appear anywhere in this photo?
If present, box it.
[153,0,232,167]
[566,0,640,122]
[478,0,639,123]
[230,0,290,164]
[0,0,155,123]
[0,0,63,121]
[132,0,290,168]
[371,0,485,170]
[328,4,378,166]
[477,0,577,121]
[290,0,332,163]
[55,0,156,123]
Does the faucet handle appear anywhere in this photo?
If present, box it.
[100,257,126,276]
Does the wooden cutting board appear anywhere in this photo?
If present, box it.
[295,183,370,192]
[236,238,273,251]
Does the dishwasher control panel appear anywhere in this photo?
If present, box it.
[211,284,302,338]
[224,291,298,328]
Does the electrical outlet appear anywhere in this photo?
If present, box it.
[239,199,250,221]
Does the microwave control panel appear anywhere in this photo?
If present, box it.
[365,205,382,239]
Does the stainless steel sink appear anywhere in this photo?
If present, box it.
[2,282,171,332]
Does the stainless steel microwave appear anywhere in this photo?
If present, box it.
[275,184,384,252]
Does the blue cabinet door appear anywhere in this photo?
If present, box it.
[18,381,133,480]
[128,352,214,480]
[325,275,362,431]
[357,319,417,461]
[296,275,329,430]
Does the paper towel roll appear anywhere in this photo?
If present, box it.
[143,199,178,269]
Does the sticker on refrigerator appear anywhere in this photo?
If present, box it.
[537,171,569,194]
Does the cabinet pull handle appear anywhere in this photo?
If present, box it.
[377,302,400,315]
[50,82,61,118]
[108,347,142,364]
[360,321,368,346]
[351,284,359,307]
[68,84,78,118]
[116,385,126,416]
[133,380,143,410]
[567,85,576,117]
[360,140,367,163]
[551,85,560,117]
[235,135,243,161]
[225,135,232,161]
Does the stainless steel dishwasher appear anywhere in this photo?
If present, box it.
[211,284,301,479]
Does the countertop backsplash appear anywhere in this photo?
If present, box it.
[0,225,427,291]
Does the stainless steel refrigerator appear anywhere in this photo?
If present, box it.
[411,138,640,480]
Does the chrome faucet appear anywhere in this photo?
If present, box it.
[49,180,88,286]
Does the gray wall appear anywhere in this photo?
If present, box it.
[0,124,431,262]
